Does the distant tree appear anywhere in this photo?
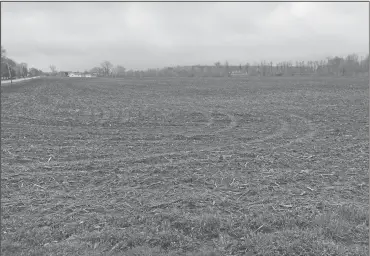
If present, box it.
[1,46,12,79]
[90,66,103,76]
[28,68,37,77]
[29,67,42,77]
[360,54,369,73]
[15,64,22,78]
[49,65,57,75]
[269,62,273,76]
[101,61,113,76]
[134,70,141,79]
[1,46,42,80]
[224,61,230,77]
[212,62,222,77]
[4,57,17,79]
[260,61,266,76]
[85,52,367,79]
[125,69,134,78]
[20,63,28,77]
[308,61,314,73]
[1,46,6,64]
[327,56,343,75]
[245,63,250,74]
[114,65,126,77]
[344,53,360,75]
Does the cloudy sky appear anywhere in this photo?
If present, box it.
[1,2,369,71]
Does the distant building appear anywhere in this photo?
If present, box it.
[69,72,81,77]
[67,72,94,78]
[230,70,248,77]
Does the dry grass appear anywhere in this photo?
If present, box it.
[1,76,369,255]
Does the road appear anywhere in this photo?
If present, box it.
[1,76,41,85]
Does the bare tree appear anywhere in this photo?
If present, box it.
[90,67,103,76]
[29,67,42,77]
[20,63,28,78]
[260,61,266,76]
[101,61,113,76]
[213,62,222,77]
[361,54,369,73]
[49,65,57,75]
[1,47,14,82]
[245,63,250,75]
[224,61,230,77]
[15,64,23,78]
[271,62,274,75]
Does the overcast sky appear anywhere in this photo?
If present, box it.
[1,2,369,71]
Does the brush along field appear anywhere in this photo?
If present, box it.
[1,76,369,256]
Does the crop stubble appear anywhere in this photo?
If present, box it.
[1,76,368,255]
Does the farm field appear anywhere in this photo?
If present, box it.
[1,76,369,256]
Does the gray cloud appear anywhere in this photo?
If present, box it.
[2,2,368,71]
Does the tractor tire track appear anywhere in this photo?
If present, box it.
[4,80,317,169]
[22,112,292,167]
[213,112,239,134]
[116,113,315,165]
[269,114,317,151]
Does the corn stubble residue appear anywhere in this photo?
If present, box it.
[1,76,368,256]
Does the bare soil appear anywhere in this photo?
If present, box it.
[1,76,368,256]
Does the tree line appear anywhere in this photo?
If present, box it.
[2,45,368,80]
[1,46,44,80]
[88,53,369,79]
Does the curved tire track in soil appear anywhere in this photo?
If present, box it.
[6,82,237,135]
[204,111,216,129]
[10,111,317,170]
[3,78,317,167]
[171,111,238,138]
[239,116,290,146]
[116,112,316,166]
[269,114,317,151]
[64,106,235,137]
[26,112,300,168]
[213,112,239,134]
[3,91,316,158]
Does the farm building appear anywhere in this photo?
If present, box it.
[67,72,94,78]
[69,72,82,77]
